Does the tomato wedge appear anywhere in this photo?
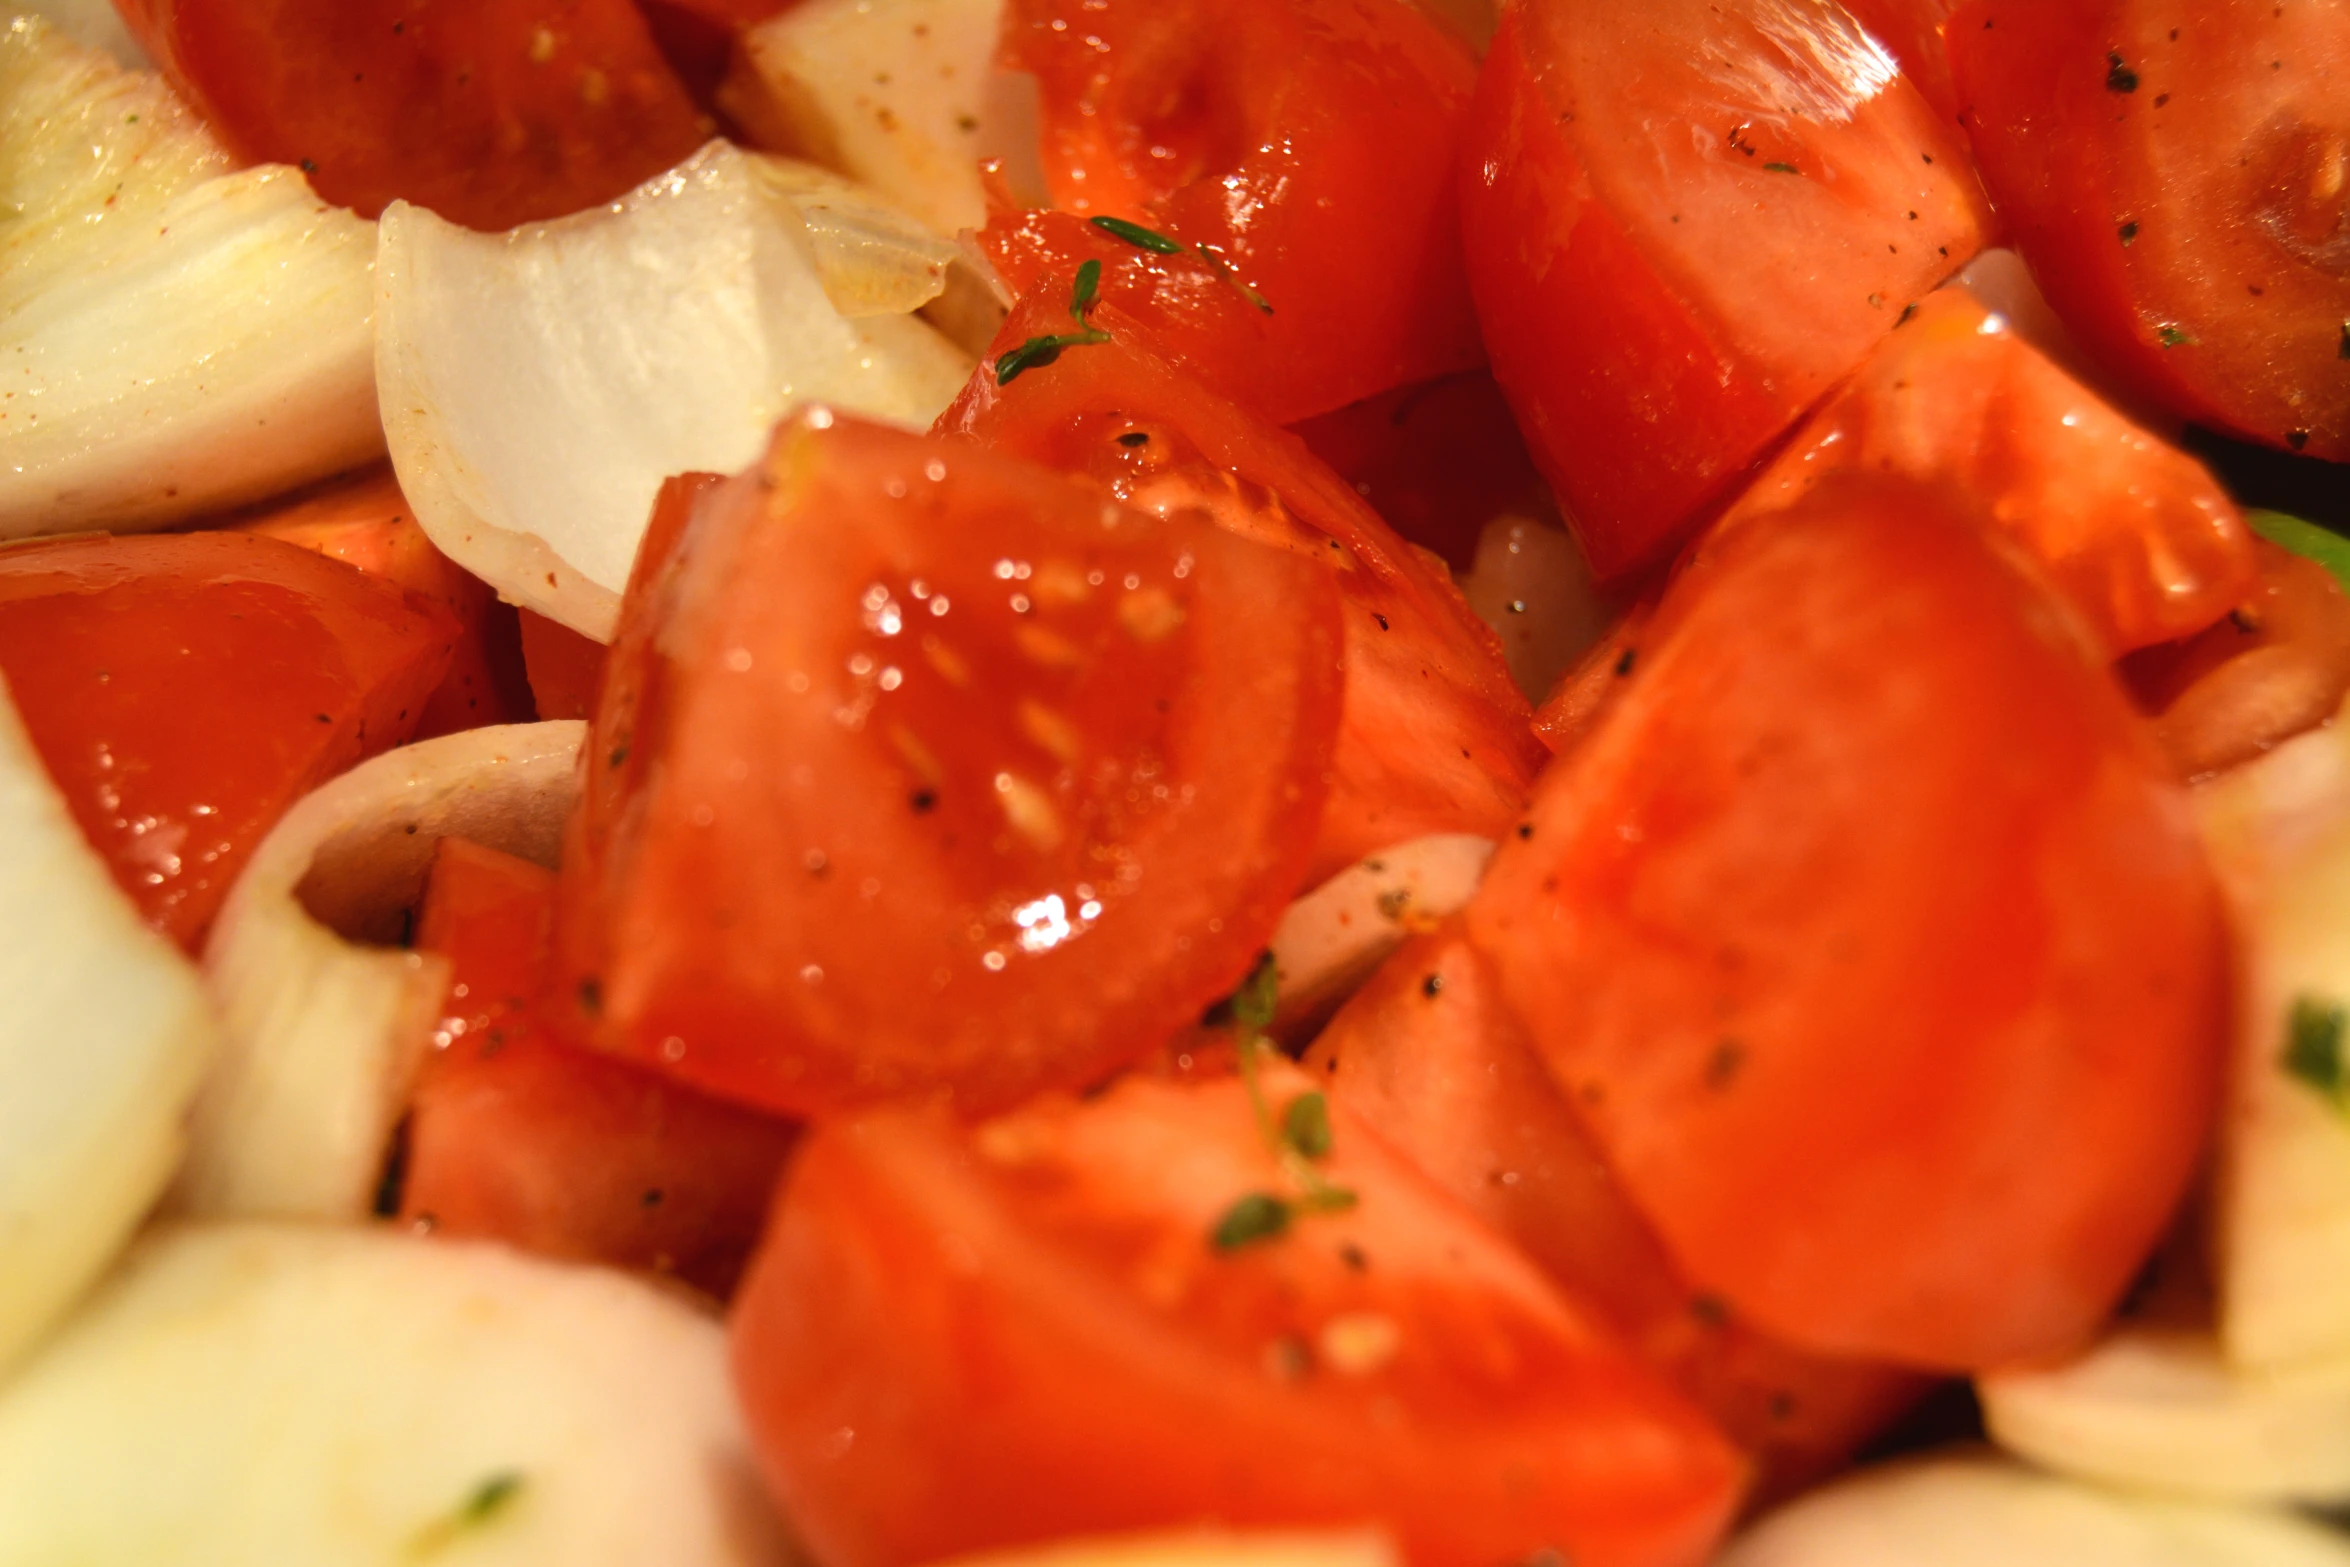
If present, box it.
[120,0,708,228]
[946,308,1544,884]
[1843,0,1965,119]
[1465,476,2227,1370]
[730,1066,1746,1567]
[1460,0,1993,578]
[0,531,455,949]
[553,414,1344,1117]
[1948,0,2350,460]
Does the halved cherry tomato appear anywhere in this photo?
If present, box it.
[1947,0,2350,461]
[119,0,709,228]
[985,0,1483,422]
[230,465,535,736]
[0,531,455,949]
[1719,287,2256,656]
[730,1064,1746,1567]
[1305,923,1929,1502]
[1465,476,2227,1370]
[400,835,796,1299]
[1460,0,1994,579]
[553,414,1344,1117]
[945,306,1544,884]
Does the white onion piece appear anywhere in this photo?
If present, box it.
[1455,512,1608,703]
[751,156,963,319]
[1717,1454,2350,1567]
[1980,1329,2350,1504]
[10,0,148,68]
[2196,705,2350,905]
[934,1532,1398,1567]
[180,722,584,1223]
[377,140,974,641]
[0,675,219,1375]
[1270,835,1495,1036]
[0,14,380,539]
[0,1223,793,1564]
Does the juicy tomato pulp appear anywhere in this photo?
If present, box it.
[400,835,796,1299]
[118,0,708,228]
[1461,0,1994,579]
[730,1066,1746,1567]
[944,307,1545,884]
[1467,478,2228,1371]
[0,531,455,949]
[1948,0,2350,461]
[555,415,1345,1117]
[988,0,1485,421]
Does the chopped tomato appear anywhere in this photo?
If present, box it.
[945,308,1545,884]
[1843,0,1965,120]
[730,1065,1746,1567]
[0,531,455,949]
[230,465,535,736]
[1948,0,2350,461]
[517,609,608,723]
[1305,923,1929,1502]
[1533,603,1655,756]
[399,835,796,1299]
[985,0,1483,421]
[554,414,1344,1117]
[2124,538,2350,780]
[1720,287,2256,656]
[1465,476,2227,1370]
[119,0,709,229]
[1460,0,1994,579]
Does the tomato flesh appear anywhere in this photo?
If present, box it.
[0,531,455,949]
[730,1066,1746,1567]
[1461,0,1993,579]
[1465,477,2227,1370]
[516,609,609,723]
[554,414,1344,1116]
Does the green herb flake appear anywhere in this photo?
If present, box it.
[1281,1091,1334,1160]
[2106,51,2140,93]
[2119,220,2139,245]
[1762,161,1799,174]
[2283,995,2348,1099]
[1212,1191,1292,1251]
[1230,949,1280,1035]
[2247,510,2350,597]
[2157,324,2194,348]
[408,1470,526,1559]
[1089,214,1185,255]
[1069,258,1102,319]
[994,263,1114,385]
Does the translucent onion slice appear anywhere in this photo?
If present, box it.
[0,674,218,1375]
[1271,835,1495,1037]
[1716,1454,2350,1567]
[377,139,975,642]
[11,0,149,69]
[1455,512,1608,703]
[179,722,584,1223]
[1980,1329,2350,1504]
[0,13,381,539]
[0,1223,794,1564]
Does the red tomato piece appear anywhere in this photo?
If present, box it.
[1947,0,2350,461]
[120,0,709,229]
[230,465,535,737]
[944,309,1545,884]
[1842,0,1965,120]
[1720,287,2257,656]
[399,835,796,1299]
[985,0,1483,421]
[1460,0,1994,579]
[1532,603,1654,756]
[553,414,1344,1117]
[1464,477,2228,1371]
[516,609,608,723]
[730,1066,1746,1567]
[0,531,454,949]
[1305,923,1929,1502]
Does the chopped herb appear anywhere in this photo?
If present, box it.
[1089,214,1185,255]
[2105,51,2140,92]
[2157,324,2194,347]
[1210,954,1358,1251]
[1070,257,1102,315]
[1212,1191,1292,1251]
[1193,241,1275,315]
[2119,220,2139,245]
[2283,995,2348,1100]
[994,263,1114,385]
[408,1470,526,1558]
[1762,161,1799,174]
[2247,511,2350,597]
[1281,1091,1335,1160]
[1230,948,1280,1034]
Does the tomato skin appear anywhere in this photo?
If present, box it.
[1948,0,2350,461]
[1721,287,2256,656]
[1842,0,1965,120]
[122,0,708,229]
[554,415,1344,1117]
[946,313,1544,884]
[1461,0,1993,580]
[986,0,1482,423]
[1465,477,2227,1370]
[0,531,454,949]
[731,1069,1746,1567]
[516,609,608,723]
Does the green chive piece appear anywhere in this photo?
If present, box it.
[408,1471,526,1558]
[1089,214,1185,255]
[1230,949,1279,1034]
[1762,161,1799,174]
[1070,258,1103,320]
[2247,511,2350,597]
[1212,1191,1292,1251]
[2284,995,2348,1099]
[1294,1184,1360,1216]
[1281,1091,1334,1160]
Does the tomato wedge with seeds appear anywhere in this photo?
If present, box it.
[1466,476,2227,1371]
[1461,0,1993,579]
[730,1065,1746,1567]
[0,531,455,949]
[554,414,1343,1117]
[1949,0,2350,461]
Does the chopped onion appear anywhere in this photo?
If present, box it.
[179,722,584,1223]
[0,13,381,539]
[1455,512,1609,702]
[10,0,148,66]
[0,674,218,1375]
[1271,835,1495,1037]
[377,140,975,641]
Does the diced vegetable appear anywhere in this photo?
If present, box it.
[1264,835,1495,1038]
